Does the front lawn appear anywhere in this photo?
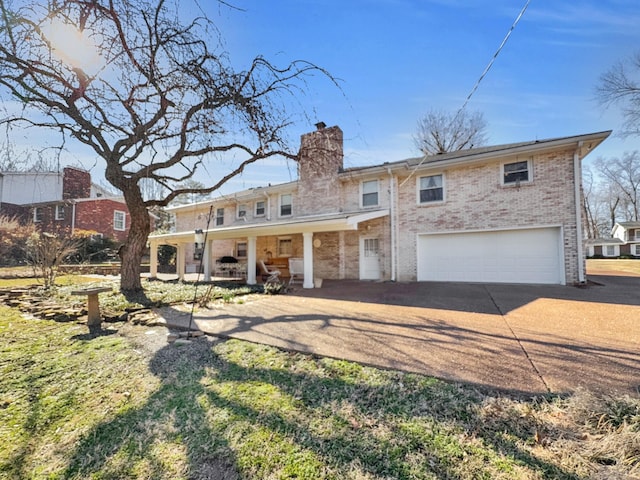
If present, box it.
[1,306,638,479]
[587,258,640,275]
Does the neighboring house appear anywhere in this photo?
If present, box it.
[586,222,640,258]
[149,124,610,287]
[0,167,130,242]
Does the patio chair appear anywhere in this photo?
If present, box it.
[258,260,281,284]
[288,257,304,287]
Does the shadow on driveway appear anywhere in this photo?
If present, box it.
[158,274,640,396]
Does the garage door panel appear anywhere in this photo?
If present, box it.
[417,228,562,284]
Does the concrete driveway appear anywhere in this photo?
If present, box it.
[159,274,640,395]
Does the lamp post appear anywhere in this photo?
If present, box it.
[194,229,204,249]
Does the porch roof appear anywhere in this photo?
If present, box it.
[149,209,389,245]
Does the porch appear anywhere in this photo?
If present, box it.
[147,209,389,288]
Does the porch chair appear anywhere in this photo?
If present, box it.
[288,257,304,287]
[258,260,281,284]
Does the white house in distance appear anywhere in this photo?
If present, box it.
[585,222,640,258]
[148,123,610,287]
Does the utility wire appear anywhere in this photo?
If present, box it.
[401,0,531,188]
[454,0,531,121]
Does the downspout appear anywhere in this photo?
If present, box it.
[71,201,76,236]
[387,168,397,282]
[574,143,585,284]
[264,191,271,221]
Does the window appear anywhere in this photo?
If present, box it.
[634,229,640,241]
[364,238,380,257]
[635,244,640,256]
[280,194,292,216]
[33,207,43,223]
[215,208,224,226]
[362,180,379,207]
[114,210,126,231]
[278,237,293,257]
[418,174,444,203]
[255,200,266,217]
[236,241,248,258]
[55,204,65,221]
[605,245,616,257]
[502,160,531,185]
[237,203,247,219]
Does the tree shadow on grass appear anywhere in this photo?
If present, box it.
[60,337,587,480]
[61,337,239,480]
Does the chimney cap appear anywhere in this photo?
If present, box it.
[315,121,326,130]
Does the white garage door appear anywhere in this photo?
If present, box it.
[417,227,563,284]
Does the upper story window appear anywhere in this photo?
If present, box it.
[502,160,532,185]
[418,174,444,204]
[215,208,224,226]
[55,204,65,221]
[280,193,292,217]
[362,180,379,208]
[634,229,640,241]
[237,203,248,219]
[33,207,43,223]
[255,200,266,217]
[114,210,126,231]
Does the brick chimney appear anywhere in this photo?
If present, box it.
[62,167,91,200]
[296,123,344,214]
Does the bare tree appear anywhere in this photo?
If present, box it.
[597,52,640,137]
[0,0,334,292]
[414,108,488,155]
[26,232,79,289]
[596,152,640,222]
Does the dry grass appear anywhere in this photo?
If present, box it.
[587,258,640,275]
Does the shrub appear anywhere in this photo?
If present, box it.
[0,215,36,266]
[68,229,118,263]
[26,232,80,289]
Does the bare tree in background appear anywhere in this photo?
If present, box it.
[596,152,640,222]
[0,0,334,292]
[597,52,640,137]
[414,109,488,155]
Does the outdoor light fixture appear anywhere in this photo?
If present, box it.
[194,229,204,249]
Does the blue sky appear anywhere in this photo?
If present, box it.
[203,0,640,193]
[5,1,639,195]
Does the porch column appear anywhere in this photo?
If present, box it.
[302,232,314,289]
[176,243,185,281]
[203,239,212,281]
[149,241,158,278]
[247,236,257,285]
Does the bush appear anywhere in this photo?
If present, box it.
[26,232,80,289]
[68,230,118,263]
[0,215,36,266]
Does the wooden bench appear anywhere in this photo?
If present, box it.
[71,287,112,328]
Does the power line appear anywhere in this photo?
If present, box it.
[454,0,531,120]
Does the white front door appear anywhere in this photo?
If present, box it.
[360,237,381,280]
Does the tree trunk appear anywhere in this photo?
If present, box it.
[118,183,151,293]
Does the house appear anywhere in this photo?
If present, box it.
[585,222,640,258]
[148,124,611,287]
[0,167,130,242]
